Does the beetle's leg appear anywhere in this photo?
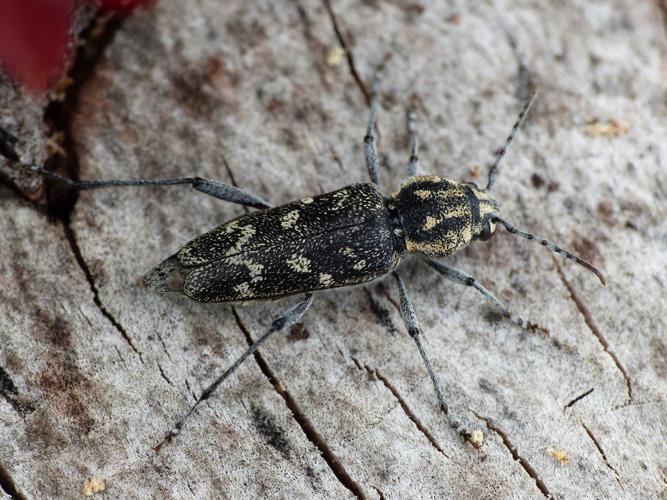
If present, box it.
[426,259,531,329]
[23,164,270,209]
[406,104,420,177]
[393,272,470,440]
[0,127,270,209]
[154,294,314,452]
[364,73,381,185]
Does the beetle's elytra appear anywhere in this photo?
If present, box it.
[2,76,605,449]
[143,182,402,302]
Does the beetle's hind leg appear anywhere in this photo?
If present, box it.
[0,126,270,209]
[364,73,382,186]
[426,259,541,331]
[393,272,471,440]
[154,294,314,452]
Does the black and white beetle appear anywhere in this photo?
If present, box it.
[3,76,605,449]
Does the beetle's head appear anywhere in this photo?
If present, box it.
[469,181,500,242]
[393,175,499,257]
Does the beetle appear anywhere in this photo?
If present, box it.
[2,76,605,450]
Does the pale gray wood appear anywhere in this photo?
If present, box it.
[1,0,666,498]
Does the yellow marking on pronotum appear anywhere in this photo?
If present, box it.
[414,189,432,199]
[406,223,473,256]
[391,175,441,198]
[441,205,468,219]
[436,189,466,201]
[423,216,439,230]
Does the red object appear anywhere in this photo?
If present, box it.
[0,0,76,92]
[96,0,153,13]
[0,0,152,93]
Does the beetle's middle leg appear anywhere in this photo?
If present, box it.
[405,101,420,177]
[0,126,270,209]
[364,73,382,186]
[154,293,314,451]
[393,272,470,440]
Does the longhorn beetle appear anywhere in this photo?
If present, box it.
[3,75,605,450]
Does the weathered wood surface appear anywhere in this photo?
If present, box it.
[1,1,666,498]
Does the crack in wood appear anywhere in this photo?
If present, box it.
[0,460,27,500]
[364,288,399,336]
[657,0,667,44]
[184,378,197,401]
[564,387,595,410]
[553,259,632,403]
[375,282,400,313]
[186,481,196,496]
[581,421,624,491]
[231,308,366,499]
[321,0,371,104]
[371,485,386,500]
[0,366,35,417]
[157,362,174,387]
[155,330,173,362]
[293,0,331,89]
[4,9,144,362]
[42,11,125,221]
[62,223,144,359]
[473,412,551,498]
[358,360,450,460]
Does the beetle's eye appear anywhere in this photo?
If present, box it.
[479,220,495,241]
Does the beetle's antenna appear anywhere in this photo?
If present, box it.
[494,217,606,285]
[153,294,314,452]
[485,89,538,191]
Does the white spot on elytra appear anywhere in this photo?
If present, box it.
[224,223,256,256]
[234,282,251,296]
[287,254,311,273]
[243,260,264,282]
[332,189,349,209]
[319,273,333,286]
[301,197,314,204]
[341,247,356,258]
[281,210,300,229]
[353,260,366,270]
[227,256,264,283]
